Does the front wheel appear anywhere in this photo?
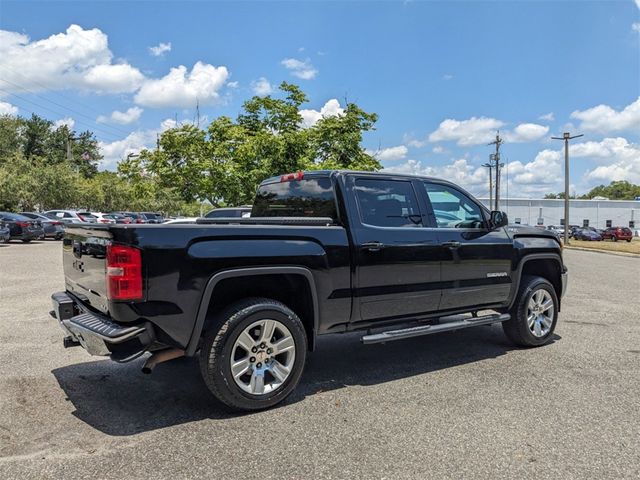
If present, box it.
[21,239,31,243]
[612,235,617,242]
[503,275,558,347]
[199,297,307,411]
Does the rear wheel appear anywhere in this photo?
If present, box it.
[503,275,558,347]
[199,297,307,411]
[627,239,632,243]
[21,239,31,243]
[612,235,617,242]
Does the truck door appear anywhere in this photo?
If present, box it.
[345,175,442,323]
[420,181,513,311]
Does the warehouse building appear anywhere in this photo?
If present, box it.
[477,198,640,230]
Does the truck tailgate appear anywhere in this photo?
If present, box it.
[62,225,113,314]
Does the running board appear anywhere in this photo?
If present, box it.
[361,313,511,345]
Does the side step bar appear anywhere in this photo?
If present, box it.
[361,313,511,345]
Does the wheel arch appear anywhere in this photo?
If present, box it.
[510,253,564,311]
[186,267,319,356]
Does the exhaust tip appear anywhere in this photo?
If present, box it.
[141,366,153,375]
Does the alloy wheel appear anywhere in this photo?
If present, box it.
[230,319,296,395]
[527,289,554,338]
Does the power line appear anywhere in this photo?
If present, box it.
[0,89,123,142]
[0,64,135,136]
[0,78,133,138]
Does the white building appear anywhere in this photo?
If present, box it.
[478,198,640,230]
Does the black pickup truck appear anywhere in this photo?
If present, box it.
[51,170,567,410]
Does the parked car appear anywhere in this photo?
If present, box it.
[546,225,565,236]
[0,212,45,242]
[0,219,10,243]
[51,170,567,411]
[573,228,602,241]
[91,212,116,224]
[601,226,633,242]
[115,212,148,224]
[45,210,93,224]
[104,213,131,224]
[204,206,252,219]
[140,212,165,224]
[20,212,65,240]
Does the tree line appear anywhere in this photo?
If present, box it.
[544,181,640,200]
[0,82,381,214]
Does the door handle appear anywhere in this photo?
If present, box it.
[442,241,461,249]
[362,241,385,252]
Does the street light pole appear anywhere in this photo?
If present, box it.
[551,132,583,245]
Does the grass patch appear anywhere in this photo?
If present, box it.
[566,238,640,255]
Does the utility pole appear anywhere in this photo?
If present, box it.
[482,162,493,208]
[551,132,584,245]
[488,132,503,211]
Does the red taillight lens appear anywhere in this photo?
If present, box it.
[16,221,30,227]
[99,219,110,223]
[106,244,143,301]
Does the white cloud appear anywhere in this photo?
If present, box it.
[281,58,318,80]
[539,112,555,121]
[134,61,229,108]
[442,74,454,80]
[97,107,143,125]
[507,149,562,186]
[432,146,446,154]
[251,77,273,96]
[428,116,505,146]
[504,123,549,143]
[0,101,18,115]
[572,137,640,184]
[0,24,145,94]
[53,117,75,130]
[299,99,344,128]
[570,97,640,134]
[632,22,640,33]
[368,145,408,162]
[636,0,640,10]
[386,158,488,191]
[99,129,157,170]
[149,42,171,57]
[227,81,239,88]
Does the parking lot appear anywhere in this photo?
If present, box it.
[0,241,639,479]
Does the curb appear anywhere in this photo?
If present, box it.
[564,246,640,258]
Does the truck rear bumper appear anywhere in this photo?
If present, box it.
[50,291,154,361]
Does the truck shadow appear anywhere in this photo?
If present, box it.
[52,326,560,436]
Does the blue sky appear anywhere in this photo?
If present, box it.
[1,0,639,198]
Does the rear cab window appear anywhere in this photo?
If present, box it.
[353,178,422,228]
[252,175,338,220]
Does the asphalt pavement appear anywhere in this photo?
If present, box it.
[0,241,639,479]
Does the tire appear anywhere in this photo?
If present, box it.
[199,297,307,411]
[503,275,558,347]
[627,239,632,243]
[612,235,617,242]
[21,239,31,243]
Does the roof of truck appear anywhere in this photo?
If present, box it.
[260,169,443,185]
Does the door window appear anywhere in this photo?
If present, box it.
[354,178,422,227]
[423,183,485,229]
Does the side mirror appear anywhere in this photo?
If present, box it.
[489,211,508,230]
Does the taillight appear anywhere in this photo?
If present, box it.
[99,219,110,223]
[16,221,29,227]
[280,171,304,182]
[106,244,143,301]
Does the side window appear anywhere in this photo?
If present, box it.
[423,182,485,229]
[354,178,422,228]
[63,212,72,218]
